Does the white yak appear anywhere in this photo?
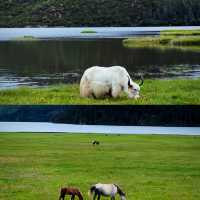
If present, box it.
[80,66,143,98]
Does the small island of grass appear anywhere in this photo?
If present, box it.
[81,29,97,34]
[12,35,39,41]
[123,29,200,50]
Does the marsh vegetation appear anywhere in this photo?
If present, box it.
[123,30,200,50]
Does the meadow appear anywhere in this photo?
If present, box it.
[0,133,200,200]
[0,79,200,104]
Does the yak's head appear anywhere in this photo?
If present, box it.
[128,76,144,99]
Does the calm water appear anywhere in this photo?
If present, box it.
[0,27,200,88]
[0,122,200,135]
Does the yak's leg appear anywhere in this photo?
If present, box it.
[111,85,121,98]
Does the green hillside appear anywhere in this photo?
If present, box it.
[0,0,200,27]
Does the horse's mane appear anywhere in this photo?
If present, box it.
[114,184,124,195]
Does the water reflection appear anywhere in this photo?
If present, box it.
[0,39,200,88]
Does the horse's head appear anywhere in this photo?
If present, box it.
[120,195,126,200]
[114,184,126,200]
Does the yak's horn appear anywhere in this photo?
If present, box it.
[139,75,144,86]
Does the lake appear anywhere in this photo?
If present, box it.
[0,26,200,88]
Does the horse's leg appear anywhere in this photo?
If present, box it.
[59,194,65,200]
[93,192,97,200]
[59,192,65,200]
[111,197,115,200]
[71,195,75,200]
[97,193,101,200]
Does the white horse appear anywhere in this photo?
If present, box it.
[88,183,126,200]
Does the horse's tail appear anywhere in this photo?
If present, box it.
[88,185,96,199]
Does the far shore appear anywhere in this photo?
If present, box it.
[1,26,200,41]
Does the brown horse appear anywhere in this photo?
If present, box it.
[59,187,84,200]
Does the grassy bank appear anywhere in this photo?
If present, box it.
[0,79,200,104]
[0,133,200,200]
[123,29,200,49]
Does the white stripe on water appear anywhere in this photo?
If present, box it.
[0,26,200,40]
[0,122,199,135]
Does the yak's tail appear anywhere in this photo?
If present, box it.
[88,186,96,199]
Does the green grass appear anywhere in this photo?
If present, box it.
[81,29,97,34]
[123,30,200,50]
[0,133,200,200]
[0,79,200,104]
